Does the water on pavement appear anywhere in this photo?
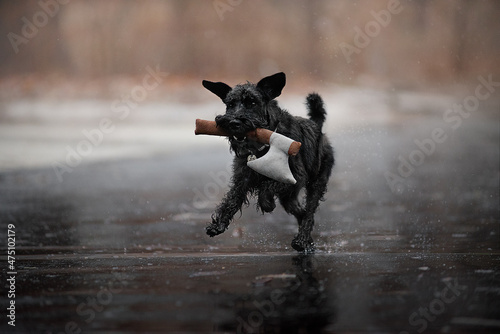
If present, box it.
[1,87,499,333]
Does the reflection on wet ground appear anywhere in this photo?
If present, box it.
[0,90,499,333]
[7,249,500,333]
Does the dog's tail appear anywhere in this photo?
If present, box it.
[306,93,327,130]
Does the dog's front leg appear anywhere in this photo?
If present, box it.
[206,171,251,237]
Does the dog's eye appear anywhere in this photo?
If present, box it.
[227,101,235,108]
[244,98,256,107]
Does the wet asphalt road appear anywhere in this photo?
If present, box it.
[0,88,499,333]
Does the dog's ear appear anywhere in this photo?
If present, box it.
[257,72,286,100]
[202,80,232,101]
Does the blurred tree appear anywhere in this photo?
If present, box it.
[0,0,498,86]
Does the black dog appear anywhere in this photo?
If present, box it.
[202,72,334,252]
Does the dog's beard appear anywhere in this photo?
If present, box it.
[215,113,269,158]
[229,138,269,158]
[215,114,266,137]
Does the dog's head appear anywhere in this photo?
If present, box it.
[202,72,286,136]
[202,72,286,157]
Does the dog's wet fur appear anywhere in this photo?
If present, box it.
[202,72,334,252]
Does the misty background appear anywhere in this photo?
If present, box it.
[0,0,499,189]
[1,0,499,93]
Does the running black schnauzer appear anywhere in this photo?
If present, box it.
[202,72,334,252]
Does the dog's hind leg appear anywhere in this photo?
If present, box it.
[279,189,305,223]
[278,187,307,243]
[291,147,334,252]
[291,184,324,252]
[257,181,277,213]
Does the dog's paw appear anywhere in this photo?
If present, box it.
[291,235,315,253]
[258,193,276,213]
[206,220,228,237]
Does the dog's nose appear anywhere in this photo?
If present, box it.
[229,120,242,130]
